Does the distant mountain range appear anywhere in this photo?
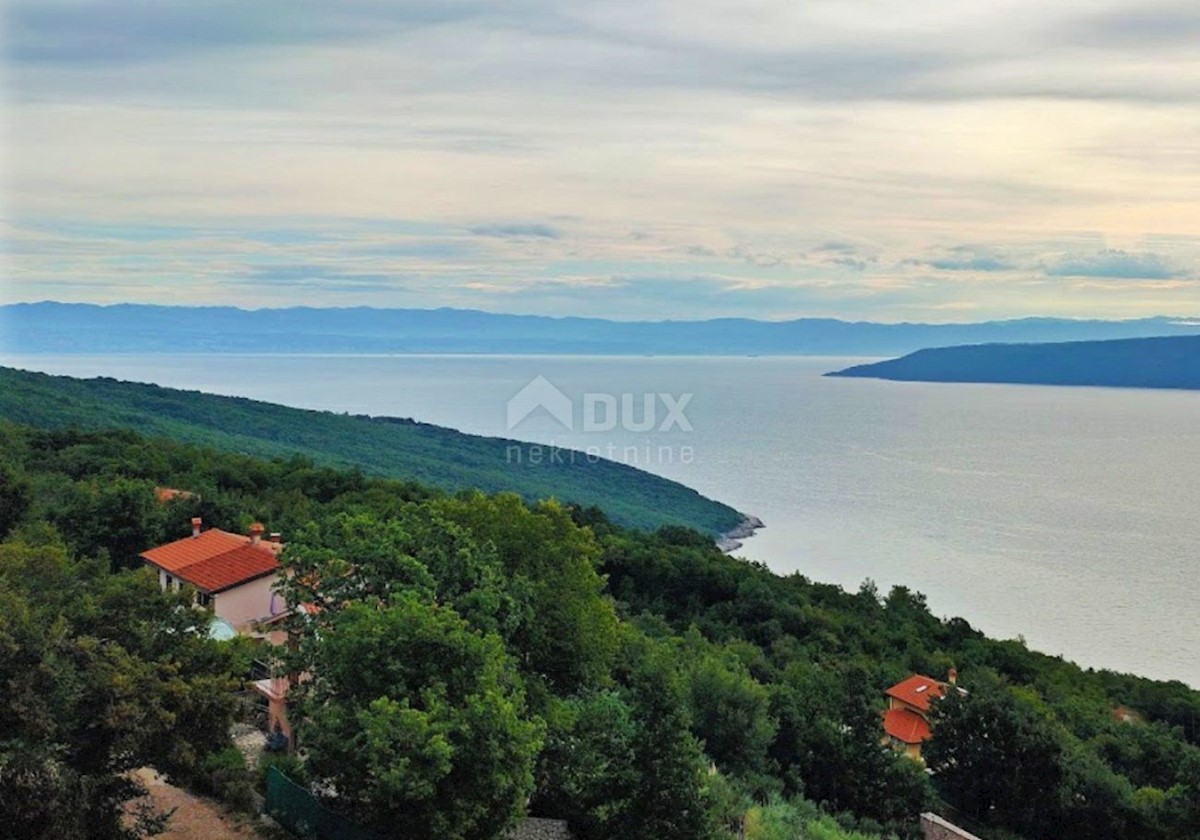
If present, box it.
[827,335,1200,390]
[3,302,1199,356]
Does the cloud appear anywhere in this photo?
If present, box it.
[6,1,1200,321]
[1068,7,1200,49]
[827,256,870,271]
[803,242,875,272]
[11,0,1200,106]
[468,223,563,239]
[6,1,486,63]
[810,241,859,254]
[462,275,624,294]
[726,244,787,268]
[926,256,1016,272]
[1042,250,1188,280]
[238,264,404,292]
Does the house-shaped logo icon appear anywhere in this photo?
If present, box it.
[507,375,574,431]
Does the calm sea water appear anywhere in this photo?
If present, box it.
[5,353,1198,687]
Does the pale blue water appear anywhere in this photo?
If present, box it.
[4,353,1198,687]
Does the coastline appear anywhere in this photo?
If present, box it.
[717,515,764,553]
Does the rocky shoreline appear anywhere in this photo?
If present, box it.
[716,515,764,553]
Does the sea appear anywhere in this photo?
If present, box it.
[4,353,1197,688]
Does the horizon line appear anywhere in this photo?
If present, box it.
[6,300,1200,328]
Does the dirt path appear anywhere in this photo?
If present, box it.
[130,768,269,840]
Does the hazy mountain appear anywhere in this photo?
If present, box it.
[827,335,1200,390]
[3,302,1199,356]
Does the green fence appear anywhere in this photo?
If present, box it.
[265,767,381,840]
[931,798,1000,840]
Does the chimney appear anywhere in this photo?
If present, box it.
[191,517,202,538]
[249,522,265,546]
[948,668,958,685]
[269,532,282,544]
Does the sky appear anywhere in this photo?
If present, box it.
[3,0,1199,321]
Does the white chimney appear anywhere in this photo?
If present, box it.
[249,522,265,546]
[191,517,202,538]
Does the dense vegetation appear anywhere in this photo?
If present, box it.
[1,421,1198,839]
[0,521,246,837]
[0,365,742,534]
[828,335,1200,390]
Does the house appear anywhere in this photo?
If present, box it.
[153,486,196,504]
[140,518,285,632]
[143,518,299,746]
[882,669,958,760]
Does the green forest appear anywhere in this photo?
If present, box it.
[1,421,1198,840]
[0,366,741,534]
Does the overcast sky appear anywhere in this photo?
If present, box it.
[3,0,1199,321]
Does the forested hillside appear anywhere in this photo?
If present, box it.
[828,335,1200,390]
[1,423,1198,840]
[0,365,742,534]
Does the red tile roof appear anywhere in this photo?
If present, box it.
[883,707,932,744]
[142,529,249,572]
[154,486,196,503]
[175,545,280,593]
[886,674,946,713]
[141,529,281,594]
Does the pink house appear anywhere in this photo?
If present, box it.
[142,519,296,745]
[141,518,286,631]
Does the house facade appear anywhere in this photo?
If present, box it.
[141,518,285,631]
[142,518,295,746]
[882,670,957,760]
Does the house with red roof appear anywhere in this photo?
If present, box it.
[882,669,959,760]
[140,517,286,632]
[143,518,300,746]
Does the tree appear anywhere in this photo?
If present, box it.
[280,508,534,652]
[926,679,1066,836]
[602,632,723,840]
[1056,746,1140,840]
[1160,750,1200,837]
[680,634,778,780]
[0,534,240,839]
[0,460,31,537]
[432,493,619,695]
[293,594,543,840]
[53,477,166,568]
[531,691,639,838]
[768,661,931,835]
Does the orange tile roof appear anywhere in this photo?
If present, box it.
[154,486,196,503]
[142,529,249,572]
[176,545,280,593]
[886,674,946,713]
[141,529,281,594]
[883,707,932,744]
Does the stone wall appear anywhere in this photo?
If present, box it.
[920,812,983,840]
[506,817,573,840]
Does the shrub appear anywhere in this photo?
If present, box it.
[201,746,255,812]
[257,751,309,793]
